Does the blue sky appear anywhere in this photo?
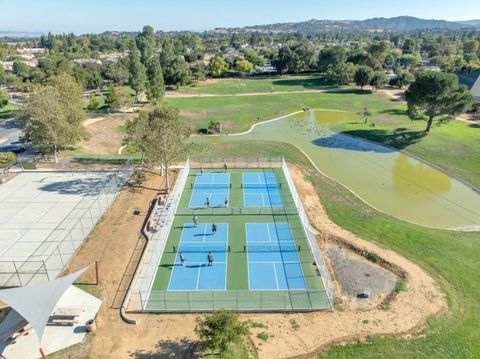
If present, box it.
[1,0,479,34]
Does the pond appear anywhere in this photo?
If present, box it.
[196,110,480,230]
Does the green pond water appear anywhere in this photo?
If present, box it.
[196,110,480,230]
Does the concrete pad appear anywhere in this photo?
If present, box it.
[0,285,102,359]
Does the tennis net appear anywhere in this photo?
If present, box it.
[245,243,300,253]
[174,243,230,253]
[241,183,281,189]
[192,183,231,189]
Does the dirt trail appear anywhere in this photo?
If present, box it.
[58,165,447,359]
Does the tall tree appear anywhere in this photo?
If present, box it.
[354,66,374,90]
[370,71,388,92]
[146,56,165,101]
[406,71,474,132]
[128,42,147,95]
[136,25,156,63]
[318,46,347,72]
[124,103,190,190]
[17,74,86,162]
[0,89,8,108]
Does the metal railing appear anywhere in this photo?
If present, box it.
[281,157,335,309]
[176,207,298,216]
[125,159,190,311]
[189,157,283,169]
[0,161,134,287]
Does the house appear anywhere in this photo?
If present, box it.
[457,69,480,103]
[222,48,245,65]
[73,58,102,67]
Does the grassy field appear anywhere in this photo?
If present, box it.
[165,89,403,133]
[174,74,338,95]
[333,114,480,189]
[0,103,16,121]
[195,140,480,358]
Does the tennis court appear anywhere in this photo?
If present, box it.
[168,223,228,291]
[189,173,230,208]
[243,172,283,207]
[246,223,306,290]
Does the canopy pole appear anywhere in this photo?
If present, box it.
[39,347,47,359]
[95,261,99,285]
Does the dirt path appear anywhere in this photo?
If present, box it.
[58,164,447,359]
[165,88,347,98]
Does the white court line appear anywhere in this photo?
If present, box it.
[272,262,279,289]
[195,266,202,290]
[249,261,300,264]
[266,223,272,242]
[202,223,207,242]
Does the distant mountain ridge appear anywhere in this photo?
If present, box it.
[216,16,478,33]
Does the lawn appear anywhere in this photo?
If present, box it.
[165,89,403,133]
[174,73,338,95]
[195,140,480,358]
[0,103,16,121]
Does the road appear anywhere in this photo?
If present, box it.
[0,119,22,146]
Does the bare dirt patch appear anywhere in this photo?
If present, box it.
[56,163,447,359]
[80,116,129,156]
[378,88,406,103]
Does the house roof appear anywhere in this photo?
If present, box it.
[457,69,480,102]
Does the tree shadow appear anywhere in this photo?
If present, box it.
[318,129,427,151]
[129,338,198,359]
[379,109,409,116]
[469,123,480,129]
[38,173,119,196]
[271,76,336,89]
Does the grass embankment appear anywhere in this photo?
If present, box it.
[196,140,480,358]
[174,74,338,95]
[334,114,480,189]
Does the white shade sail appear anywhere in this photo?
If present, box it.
[0,267,88,344]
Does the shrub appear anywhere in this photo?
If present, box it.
[0,152,16,168]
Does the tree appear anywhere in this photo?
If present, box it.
[0,152,16,168]
[124,103,190,190]
[145,56,165,101]
[208,56,229,77]
[400,53,421,68]
[164,56,190,89]
[108,86,134,114]
[12,61,30,80]
[327,62,356,85]
[354,66,374,90]
[17,74,86,162]
[244,49,265,67]
[272,45,293,74]
[194,311,250,356]
[370,71,388,91]
[87,93,100,111]
[406,71,474,132]
[390,69,415,89]
[0,89,8,108]
[318,46,347,72]
[136,25,156,64]
[128,42,147,95]
[235,59,253,73]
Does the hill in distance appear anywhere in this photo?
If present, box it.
[216,16,478,33]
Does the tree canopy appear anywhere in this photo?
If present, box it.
[406,71,474,132]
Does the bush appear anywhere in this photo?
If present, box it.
[195,310,250,355]
[0,152,16,168]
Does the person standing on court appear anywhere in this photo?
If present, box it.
[224,163,227,173]
[193,214,198,227]
[179,251,185,266]
[224,197,228,207]
[211,223,217,234]
[205,197,210,208]
[200,166,203,174]
[207,251,214,266]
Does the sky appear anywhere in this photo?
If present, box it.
[1,0,479,34]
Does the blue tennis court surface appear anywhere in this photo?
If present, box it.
[189,173,230,208]
[243,173,283,207]
[168,223,228,291]
[246,223,306,290]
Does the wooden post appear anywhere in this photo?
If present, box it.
[39,348,47,359]
[95,261,99,285]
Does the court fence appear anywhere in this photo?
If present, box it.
[124,158,190,311]
[142,289,331,312]
[0,161,134,287]
[189,157,283,169]
[281,157,335,309]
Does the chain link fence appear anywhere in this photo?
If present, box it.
[0,161,134,287]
